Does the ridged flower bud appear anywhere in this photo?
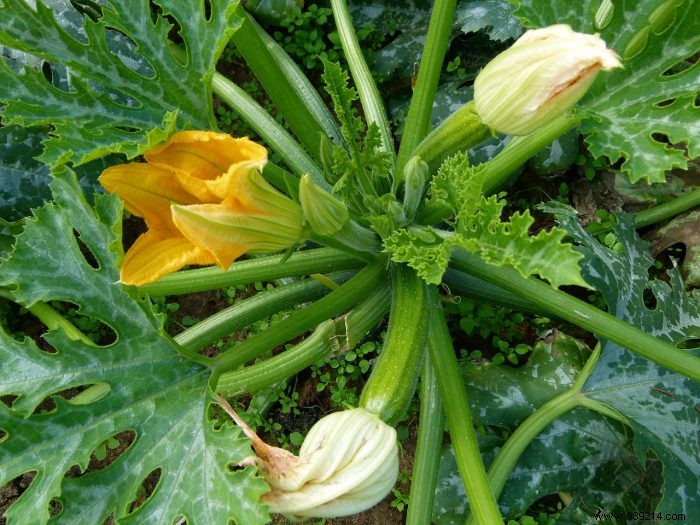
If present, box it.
[218,396,398,520]
[299,174,350,236]
[474,24,621,136]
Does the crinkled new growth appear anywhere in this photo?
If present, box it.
[474,24,622,135]
[99,131,304,285]
[217,395,398,520]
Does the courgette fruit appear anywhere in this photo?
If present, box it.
[359,264,429,425]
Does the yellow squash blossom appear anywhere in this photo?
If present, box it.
[100,131,304,286]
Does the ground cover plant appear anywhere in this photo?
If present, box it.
[0,0,698,524]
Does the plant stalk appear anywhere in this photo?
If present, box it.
[406,352,444,525]
[451,249,700,381]
[231,10,342,155]
[634,186,700,228]
[174,275,350,353]
[427,286,503,524]
[417,112,580,225]
[138,248,363,296]
[396,0,458,182]
[212,72,328,187]
[331,0,394,157]
[216,281,390,396]
[209,258,386,377]
[467,344,630,522]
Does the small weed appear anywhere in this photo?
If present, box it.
[312,340,379,408]
[446,298,548,365]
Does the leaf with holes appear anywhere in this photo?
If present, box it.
[433,333,658,522]
[0,0,242,167]
[549,202,700,517]
[513,0,699,183]
[0,171,269,524]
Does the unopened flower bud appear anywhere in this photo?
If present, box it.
[218,396,399,520]
[474,24,622,136]
[402,155,429,220]
[300,174,350,236]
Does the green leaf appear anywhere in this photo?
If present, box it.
[385,154,588,288]
[244,0,303,25]
[0,125,51,221]
[0,171,269,524]
[552,204,700,517]
[0,124,121,221]
[456,0,522,42]
[513,0,700,183]
[348,0,433,80]
[648,209,700,287]
[433,333,657,522]
[0,0,242,166]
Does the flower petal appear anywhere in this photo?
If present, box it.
[171,202,301,269]
[145,130,267,182]
[204,160,268,203]
[120,230,217,286]
[99,163,197,234]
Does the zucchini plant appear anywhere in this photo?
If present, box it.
[0,0,698,523]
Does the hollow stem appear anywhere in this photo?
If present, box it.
[210,258,387,378]
[417,112,580,225]
[138,248,363,296]
[427,286,503,524]
[216,281,390,397]
[467,344,631,522]
[634,187,700,228]
[451,249,700,381]
[331,0,394,157]
[406,352,444,525]
[396,0,458,181]
[212,72,327,187]
[174,274,351,353]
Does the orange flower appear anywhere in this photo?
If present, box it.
[100,131,304,285]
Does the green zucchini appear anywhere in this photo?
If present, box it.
[359,264,429,425]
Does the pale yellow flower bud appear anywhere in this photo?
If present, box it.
[474,24,621,135]
[218,396,398,520]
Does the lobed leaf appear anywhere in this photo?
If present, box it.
[513,0,700,183]
[433,333,657,522]
[551,203,700,517]
[385,155,587,288]
[0,0,242,166]
[0,171,269,524]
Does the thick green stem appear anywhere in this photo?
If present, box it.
[262,163,300,200]
[451,250,700,381]
[331,0,394,157]
[23,300,95,346]
[209,258,386,378]
[417,112,580,225]
[442,268,540,314]
[216,281,390,397]
[396,0,458,181]
[481,113,579,195]
[138,248,362,296]
[413,102,492,172]
[231,10,342,156]
[310,221,383,262]
[406,352,444,525]
[427,286,503,524]
[212,72,328,188]
[174,275,349,353]
[634,187,700,228]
